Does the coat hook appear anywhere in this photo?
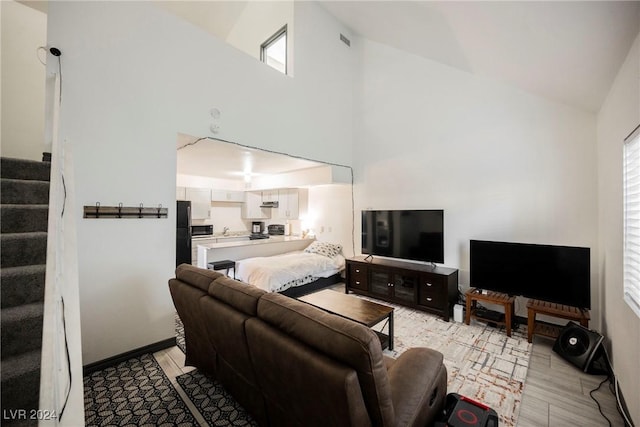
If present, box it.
[118,202,123,218]
[95,202,100,218]
[139,203,144,218]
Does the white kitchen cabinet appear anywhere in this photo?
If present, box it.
[272,188,308,219]
[211,190,244,202]
[185,187,211,219]
[274,188,300,219]
[261,190,279,203]
[242,191,271,219]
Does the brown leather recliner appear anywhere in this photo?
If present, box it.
[169,264,447,426]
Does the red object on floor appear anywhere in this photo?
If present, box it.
[442,393,499,427]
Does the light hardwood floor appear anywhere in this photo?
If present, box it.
[518,335,626,427]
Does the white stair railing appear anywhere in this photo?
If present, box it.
[39,58,85,426]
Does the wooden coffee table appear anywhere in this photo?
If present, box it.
[298,289,394,350]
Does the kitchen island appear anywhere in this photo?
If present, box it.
[196,235,315,269]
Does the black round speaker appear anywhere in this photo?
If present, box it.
[553,321,604,373]
[558,328,590,356]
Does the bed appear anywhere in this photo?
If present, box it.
[235,241,345,297]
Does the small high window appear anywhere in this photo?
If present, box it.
[261,25,287,74]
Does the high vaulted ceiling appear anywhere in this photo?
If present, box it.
[166,1,639,179]
[24,1,640,113]
[319,1,640,113]
[25,1,639,178]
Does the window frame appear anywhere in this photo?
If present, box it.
[260,25,288,74]
[623,124,640,318]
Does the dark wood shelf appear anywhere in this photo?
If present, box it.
[531,321,562,339]
[470,310,505,325]
[527,299,589,343]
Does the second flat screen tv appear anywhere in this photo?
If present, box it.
[362,210,444,264]
[470,240,591,308]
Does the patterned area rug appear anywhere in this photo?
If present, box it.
[175,312,185,354]
[371,300,531,427]
[176,371,258,426]
[84,353,195,426]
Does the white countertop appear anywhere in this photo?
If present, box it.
[196,235,313,249]
[192,233,250,240]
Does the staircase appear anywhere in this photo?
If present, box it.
[1,157,51,425]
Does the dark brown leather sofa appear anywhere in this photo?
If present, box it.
[169,264,447,426]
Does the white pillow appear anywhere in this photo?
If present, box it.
[304,241,343,258]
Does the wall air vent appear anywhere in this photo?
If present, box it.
[340,34,351,47]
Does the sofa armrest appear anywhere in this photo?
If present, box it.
[386,347,447,427]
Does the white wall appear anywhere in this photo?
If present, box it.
[307,184,355,258]
[47,1,355,364]
[596,32,640,422]
[1,0,46,160]
[353,39,600,323]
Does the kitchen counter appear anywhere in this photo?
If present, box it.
[197,235,309,249]
[195,236,315,269]
[192,234,252,244]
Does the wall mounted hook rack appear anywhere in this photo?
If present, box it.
[83,202,167,219]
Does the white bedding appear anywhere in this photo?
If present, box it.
[236,251,345,293]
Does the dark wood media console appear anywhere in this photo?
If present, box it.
[345,256,459,321]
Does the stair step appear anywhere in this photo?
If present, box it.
[1,205,49,233]
[1,265,46,309]
[0,232,47,269]
[1,179,50,205]
[1,349,41,425]
[1,303,44,359]
[1,157,51,181]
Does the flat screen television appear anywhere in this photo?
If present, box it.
[362,210,444,264]
[470,240,591,308]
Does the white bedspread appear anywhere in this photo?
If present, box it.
[236,251,345,293]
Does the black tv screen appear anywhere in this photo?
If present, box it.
[470,240,591,308]
[362,210,444,263]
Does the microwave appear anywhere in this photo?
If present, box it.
[268,224,285,235]
[191,225,213,236]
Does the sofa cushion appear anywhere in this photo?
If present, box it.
[175,263,222,292]
[208,275,266,316]
[256,292,395,426]
[245,317,371,427]
[199,296,268,424]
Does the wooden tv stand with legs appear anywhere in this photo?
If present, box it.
[465,288,516,337]
[526,299,589,343]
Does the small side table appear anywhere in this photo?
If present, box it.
[207,259,236,278]
[465,288,516,337]
[526,299,589,343]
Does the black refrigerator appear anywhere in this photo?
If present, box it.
[176,200,192,266]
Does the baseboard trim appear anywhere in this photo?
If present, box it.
[83,337,176,375]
